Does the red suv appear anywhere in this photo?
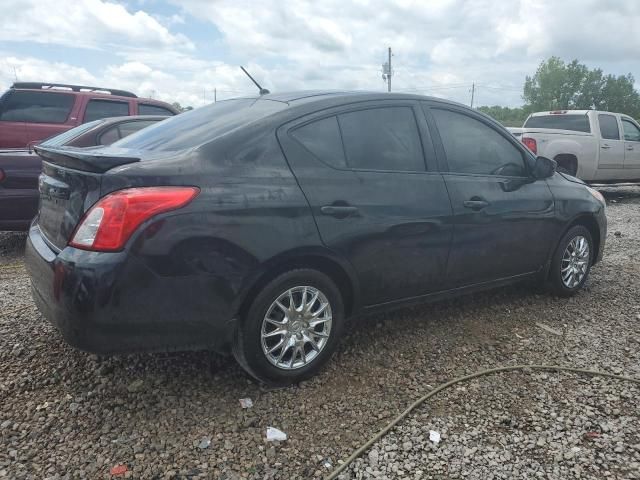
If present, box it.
[0,82,178,148]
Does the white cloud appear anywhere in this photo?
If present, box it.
[0,0,193,51]
[2,0,640,108]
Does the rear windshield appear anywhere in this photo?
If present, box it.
[114,98,286,151]
[524,114,591,133]
[40,120,104,147]
[0,90,75,124]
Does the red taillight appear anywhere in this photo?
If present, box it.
[522,137,537,155]
[69,186,199,252]
[0,168,5,182]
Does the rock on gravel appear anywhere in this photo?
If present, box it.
[1,188,640,479]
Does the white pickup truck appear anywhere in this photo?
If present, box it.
[519,110,640,182]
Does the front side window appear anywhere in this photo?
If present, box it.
[432,108,527,176]
[598,114,620,140]
[338,107,425,171]
[622,119,640,142]
[84,99,129,123]
[0,91,74,123]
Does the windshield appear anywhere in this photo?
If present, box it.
[114,98,287,152]
[40,120,104,147]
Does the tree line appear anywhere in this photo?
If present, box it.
[478,57,640,127]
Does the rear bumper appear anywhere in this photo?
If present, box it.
[25,225,237,355]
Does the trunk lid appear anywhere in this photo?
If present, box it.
[34,146,140,250]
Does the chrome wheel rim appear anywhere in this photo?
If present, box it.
[260,286,332,370]
[561,235,590,288]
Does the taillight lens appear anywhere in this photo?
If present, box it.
[69,186,199,252]
[0,168,5,182]
[522,137,537,154]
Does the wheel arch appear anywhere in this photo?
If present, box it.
[554,153,578,176]
[552,214,601,270]
[234,248,360,322]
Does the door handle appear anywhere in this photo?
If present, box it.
[463,199,490,210]
[321,205,359,218]
[601,144,612,149]
[626,145,634,151]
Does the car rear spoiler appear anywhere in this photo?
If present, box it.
[34,146,140,173]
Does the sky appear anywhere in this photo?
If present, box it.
[0,0,638,109]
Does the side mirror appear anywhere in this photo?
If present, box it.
[532,156,556,179]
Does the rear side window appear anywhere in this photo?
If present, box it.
[291,116,347,168]
[138,104,174,116]
[524,114,591,133]
[432,108,527,177]
[84,100,129,122]
[338,107,425,171]
[599,114,620,140]
[119,120,158,137]
[40,120,103,147]
[0,91,74,123]
[622,119,640,142]
[99,120,158,145]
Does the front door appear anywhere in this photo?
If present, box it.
[278,101,453,306]
[425,104,556,287]
[597,113,625,172]
[622,117,640,178]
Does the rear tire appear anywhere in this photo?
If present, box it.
[233,269,344,385]
[548,225,593,297]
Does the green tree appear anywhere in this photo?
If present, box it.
[477,105,532,127]
[523,57,640,117]
[171,102,194,113]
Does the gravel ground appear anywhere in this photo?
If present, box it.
[1,187,639,480]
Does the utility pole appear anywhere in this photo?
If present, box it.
[214,88,217,103]
[13,66,18,82]
[387,47,392,92]
[382,47,393,92]
[470,82,475,108]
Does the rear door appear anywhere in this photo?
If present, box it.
[597,113,625,171]
[278,100,453,306]
[621,117,640,174]
[424,103,555,287]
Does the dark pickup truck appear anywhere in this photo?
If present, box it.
[0,115,167,231]
[0,82,178,149]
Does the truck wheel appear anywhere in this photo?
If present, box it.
[548,225,593,297]
[233,269,345,385]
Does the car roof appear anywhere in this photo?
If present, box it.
[96,115,170,124]
[233,90,469,112]
[529,110,591,117]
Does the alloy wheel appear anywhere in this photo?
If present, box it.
[561,235,590,288]
[260,286,333,370]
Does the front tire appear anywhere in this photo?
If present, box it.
[233,269,344,385]
[548,225,593,297]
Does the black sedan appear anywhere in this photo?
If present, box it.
[25,92,606,384]
[0,115,168,231]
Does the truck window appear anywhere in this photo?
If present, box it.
[523,115,591,133]
[622,119,640,142]
[84,99,129,122]
[598,114,620,140]
[0,91,74,124]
